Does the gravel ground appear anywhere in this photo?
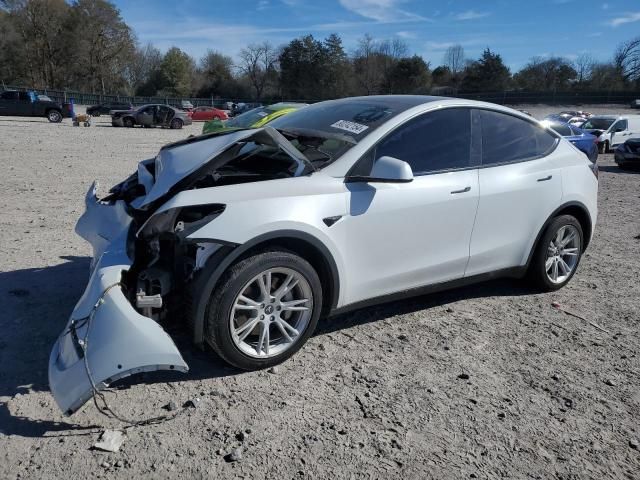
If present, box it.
[0,105,639,479]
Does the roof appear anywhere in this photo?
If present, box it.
[320,95,446,110]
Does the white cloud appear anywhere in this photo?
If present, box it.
[608,12,640,27]
[455,10,490,21]
[257,0,269,11]
[338,0,428,22]
[396,31,417,39]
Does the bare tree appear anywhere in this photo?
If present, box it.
[614,36,640,82]
[237,42,277,100]
[574,53,595,83]
[443,45,465,75]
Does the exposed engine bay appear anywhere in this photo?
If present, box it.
[100,126,350,325]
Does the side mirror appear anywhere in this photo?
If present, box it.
[347,156,414,183]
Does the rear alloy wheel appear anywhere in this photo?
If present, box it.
[170,118,183,129]
[47,110,62,123]
[528,215,583,291]
[206,251,322,370]
[123,117,134,128]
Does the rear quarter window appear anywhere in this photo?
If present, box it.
[479,110,557,166]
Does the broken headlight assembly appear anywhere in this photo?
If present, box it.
[128,204,226,320]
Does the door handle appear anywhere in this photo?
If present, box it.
[537,175,552,182]
[451,186,471,194]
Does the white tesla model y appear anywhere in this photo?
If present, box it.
[49,96,598,414]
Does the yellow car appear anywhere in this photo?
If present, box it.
[202,102,307,134]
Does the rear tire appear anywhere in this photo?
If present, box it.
[47,110,62,123]
[123,117,134,128]
[205,251,322,370]
[170,118,183,129]
[528,215,583,292]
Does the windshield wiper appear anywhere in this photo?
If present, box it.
[276,127,357,145]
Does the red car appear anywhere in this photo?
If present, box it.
[190,106,229,122]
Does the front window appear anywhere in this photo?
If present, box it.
[373,108,474,175]
[581,118,615,130]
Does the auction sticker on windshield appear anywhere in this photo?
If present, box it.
[331,120,369,135]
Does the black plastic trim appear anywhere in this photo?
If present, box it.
[188,230,341,346]
[330,267,526,317]
[524,200,593,268]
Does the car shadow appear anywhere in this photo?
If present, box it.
[0,255,533,437]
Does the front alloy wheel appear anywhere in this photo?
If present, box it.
[206,251,322,370]
[230,268,313,358]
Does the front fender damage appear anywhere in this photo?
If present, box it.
[49,192,188,415]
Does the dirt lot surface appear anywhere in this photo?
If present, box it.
[0,105,639,479]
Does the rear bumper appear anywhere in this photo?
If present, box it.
[49,183,188,415]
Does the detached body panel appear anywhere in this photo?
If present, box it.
[49,186,188,415]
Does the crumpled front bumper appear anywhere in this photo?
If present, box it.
[49,183,188,415]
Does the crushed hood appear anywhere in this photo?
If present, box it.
[137,127,311,208]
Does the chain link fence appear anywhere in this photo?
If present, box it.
[1,84,638,106]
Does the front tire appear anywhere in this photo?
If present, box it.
[205,251,322,370]
[123,117,134,128]
[528,215,583,291]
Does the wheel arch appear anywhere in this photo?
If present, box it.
[526,201,593,268]
[187,230,340,347]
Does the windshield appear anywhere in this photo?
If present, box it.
[581,118,615,130]
[226,107,276,128]
[37,95,52,101]
[267,99,410,166]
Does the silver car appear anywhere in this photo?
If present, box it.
[111,104,192,129]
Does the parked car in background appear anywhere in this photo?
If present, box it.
[50,95,598,415]
[111,104,192,129]
[614,138,640,169]
[0,90,66,122]
[202,102,307,134]
[582,115,640,153]
[231,102,263,116]
[543,121,598,162]
[190,106,229,122]
[180,100,194,112]
[630,99,640,109]
[86,101,133,117]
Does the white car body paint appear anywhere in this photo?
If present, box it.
[49,96,599,414]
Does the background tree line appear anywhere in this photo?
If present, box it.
[1,0,639,101]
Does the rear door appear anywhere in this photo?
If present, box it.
[466,109,562,276]
[344,107,480,304]
[17,91,34,115]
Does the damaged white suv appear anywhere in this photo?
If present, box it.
[49,96,598,414]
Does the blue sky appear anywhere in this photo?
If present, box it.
[112,0,640,71]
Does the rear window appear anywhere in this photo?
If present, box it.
[550,124,572,136]
[480,110,557,166]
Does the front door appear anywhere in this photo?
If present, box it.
[137,106,155,126]
[343,107,480,305]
